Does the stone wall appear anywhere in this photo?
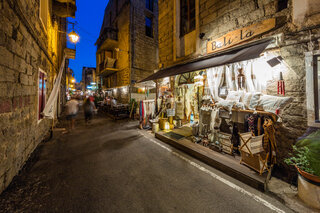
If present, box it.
[131,0,159,82]
[158,0,320,180]
[158,0,175,68]
[0,0,66,193]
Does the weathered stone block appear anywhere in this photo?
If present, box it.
[0,98,12,113]
[0,46,14,69]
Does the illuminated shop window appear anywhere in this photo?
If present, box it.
[180,0,195,37]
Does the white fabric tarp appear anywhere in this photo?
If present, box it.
[42,55,66,119]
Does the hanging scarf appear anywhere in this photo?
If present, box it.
[247,115,255,136]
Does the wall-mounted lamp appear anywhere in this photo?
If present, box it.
[68,30,79,43]
[267,56,283,67]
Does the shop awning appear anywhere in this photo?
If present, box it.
[139,38,273,83]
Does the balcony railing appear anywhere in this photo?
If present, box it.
[96,27,118,48]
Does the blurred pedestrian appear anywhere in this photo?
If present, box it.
[83,97,96,124]
[65,98,79,131]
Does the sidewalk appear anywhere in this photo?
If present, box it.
[152,129,319,213]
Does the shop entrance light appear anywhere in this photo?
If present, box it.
[267,56,283,67]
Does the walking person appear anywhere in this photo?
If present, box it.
[83,97,96,124]
[65,97,79,131]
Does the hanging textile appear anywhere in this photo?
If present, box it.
[42,54,66,118]
[242,60,255,92]
[184,84,194,118]
[206,68,215,98]
[206,66,224,102]
[232,63,240,91]
[210,108,221,131]
[226,64,236,91]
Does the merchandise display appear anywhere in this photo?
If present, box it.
[144,53,293,177]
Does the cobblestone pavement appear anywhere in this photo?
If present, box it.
[0,113,293,213]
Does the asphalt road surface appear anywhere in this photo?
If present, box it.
[0,113,293,213]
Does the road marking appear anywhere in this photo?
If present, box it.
[138,131,286,213]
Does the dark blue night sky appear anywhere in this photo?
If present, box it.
[68,0,109,82]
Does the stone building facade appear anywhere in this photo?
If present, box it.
[81,67,96,91]
[157,0,320,180]
[95,0,158,103]
[0,0,75,193]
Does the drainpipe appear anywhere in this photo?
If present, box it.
[129,0,134,103]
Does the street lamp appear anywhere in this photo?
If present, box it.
[68,30,79,43]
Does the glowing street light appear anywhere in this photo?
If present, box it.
[71,79,75,83]
[68,31,79,43]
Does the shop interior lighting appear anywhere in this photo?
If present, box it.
[164,122,170,130]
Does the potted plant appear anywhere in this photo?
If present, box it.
[285,129,320,209]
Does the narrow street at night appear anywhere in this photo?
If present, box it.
[1,0,320,212]
[0,114,292,213]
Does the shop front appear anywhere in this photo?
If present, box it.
[139,34,298,190]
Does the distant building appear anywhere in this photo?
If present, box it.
[81,67,96,91]
[66,68,75,92]
[95,0,158,103]
[74,83,82,91]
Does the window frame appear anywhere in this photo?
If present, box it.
[180,0,195,37]
[305,50,320,127]
[146,0,154,12]
[37,68,47,123]
[145,16,153,38]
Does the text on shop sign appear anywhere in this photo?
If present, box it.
[207,18,276,54]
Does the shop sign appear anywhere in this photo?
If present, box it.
[207,18,275,54]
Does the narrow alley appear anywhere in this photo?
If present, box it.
[0,114,292,212]
[1,0,320,212]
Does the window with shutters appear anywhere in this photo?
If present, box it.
[180,0,195,37]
